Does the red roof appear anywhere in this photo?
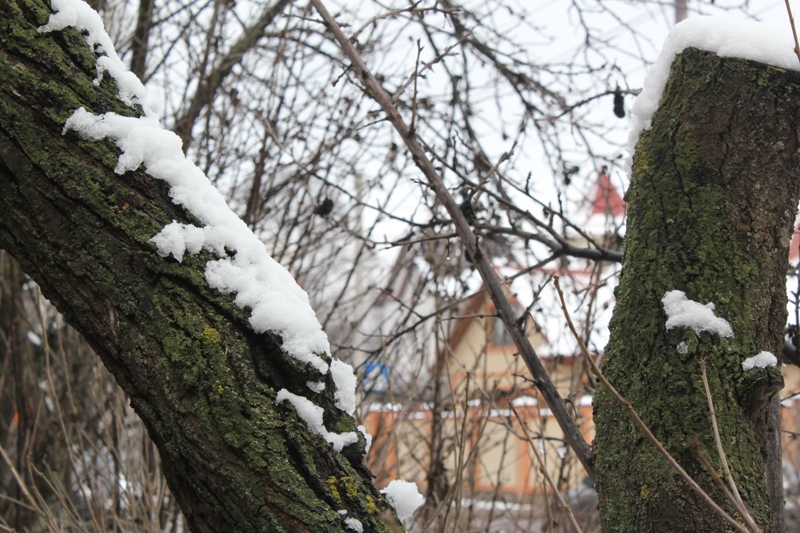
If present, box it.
[589,170,626,218]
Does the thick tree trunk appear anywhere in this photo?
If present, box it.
[0,2,393,532]
[594,48,800,532]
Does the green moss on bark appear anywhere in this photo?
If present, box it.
[594,49,800,532]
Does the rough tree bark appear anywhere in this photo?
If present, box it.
[0,1,395,532]
[594,48,800,532]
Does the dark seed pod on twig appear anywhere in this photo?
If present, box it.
[613,87,625,118]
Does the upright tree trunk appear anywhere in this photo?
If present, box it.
[0,253,39,532]
[0,1,393,532]
[129,0,154,81]
[594,48,800,532]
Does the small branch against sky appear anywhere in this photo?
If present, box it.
[390,29,472,103]
[786,0,800,64]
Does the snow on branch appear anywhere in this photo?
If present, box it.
[38,0,149,110]
[742,351,777,371]
[40,0,361,444]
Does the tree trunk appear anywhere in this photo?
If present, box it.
[129,0,154,81]
[594,48,800,532]
[0,1,393,532]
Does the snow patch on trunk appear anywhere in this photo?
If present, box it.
[275,390,358,452]
[381,480,425,521]
[742,351,777,370]
[662,290,733,338]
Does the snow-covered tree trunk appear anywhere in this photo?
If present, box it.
[594,46,800,532]
[0,1,396,532]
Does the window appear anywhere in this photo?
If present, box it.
[492,316,515,346]
[490,303,525,347]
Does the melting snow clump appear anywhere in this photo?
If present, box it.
[677,341,689,354]
[357,425,372,454]
[307,381,325,393]
[381,480,425,521]
[742,351,777,371]
[344,518,363,532]
[330,359,357,415]
[662,290,733,338]
[38,0,149,110]
[275,390,358,452]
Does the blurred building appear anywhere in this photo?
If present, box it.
[360,169,624,531]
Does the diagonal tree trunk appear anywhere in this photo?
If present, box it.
[594,47,800,533]
[0,1,394,532]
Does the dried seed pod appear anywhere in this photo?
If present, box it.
[613,88,625,118]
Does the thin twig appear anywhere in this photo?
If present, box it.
[0,445,43,519]
[440,312,499,321]
[510,404,584,533]
[409,40,423,136]
[473,142,516,195]
[692,440,739,508]
[378,231,458,249]
[552,275,751,533]
[350,5,458,42]
[391,30,472,103]
[785,0,800,64]
[699,360,761,533]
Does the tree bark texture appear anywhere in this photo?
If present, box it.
[594,48,800,532]
[0,2,393,532]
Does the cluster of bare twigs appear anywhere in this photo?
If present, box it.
[0,252,182,533]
